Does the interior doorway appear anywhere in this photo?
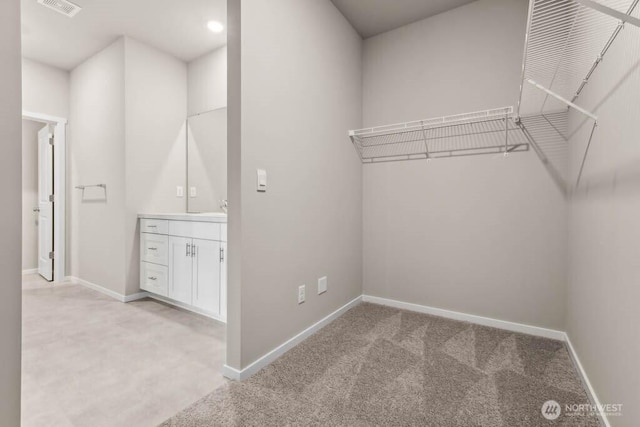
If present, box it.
[22,111,66,282]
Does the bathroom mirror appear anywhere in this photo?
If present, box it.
[187,107,227,213]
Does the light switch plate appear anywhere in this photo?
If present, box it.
[298,285,305,304]
[318,276,327,294]
[190,187,197,198]
[176,186,184,197]
[257,169,267,192]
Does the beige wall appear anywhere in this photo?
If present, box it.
[235,0,363,368]
[566,21,640,425]
[361,0,568,330]
[69,38,127,294]
[22,57,70,118]
[22,120,44,270]
[69,37,189,296]
[188,46,227,116]
[226,0,242,370]
[124,37,188,295]
[21,59,70,277]
[0,0,23,422]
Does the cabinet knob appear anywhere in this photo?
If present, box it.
[148,276,157,281]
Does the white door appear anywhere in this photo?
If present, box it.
[37,125,54,281]
[192,238,221,314]
[168,236,193,304]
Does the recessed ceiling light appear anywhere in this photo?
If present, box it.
[207,21,224,33]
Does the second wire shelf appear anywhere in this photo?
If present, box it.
[348,107,529,163]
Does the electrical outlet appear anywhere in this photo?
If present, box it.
[190,187,197,198]
[298,285,305,304]
[176,186,184,197]
[318,276,327,294]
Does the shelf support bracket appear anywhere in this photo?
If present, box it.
[575,121,599,190]
[572,0,639,103]
[518,121,568,197]
[504,113,509,156]
[576,0,640,28]
[527,80,598,123]
[419,121,431,160]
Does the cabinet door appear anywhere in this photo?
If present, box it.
[192,238,221,315]
[168,236,193,304]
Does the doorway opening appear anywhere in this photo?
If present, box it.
[21,111,66,283]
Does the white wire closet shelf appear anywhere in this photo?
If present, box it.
[517,0,639,117]
[346,0,640,194]
[348,107,530,163]
[516,0,640,192]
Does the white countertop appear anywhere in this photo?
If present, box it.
[138,212,227,223]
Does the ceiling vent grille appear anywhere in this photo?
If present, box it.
[37,0,82,18]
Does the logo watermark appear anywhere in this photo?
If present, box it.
[541,400,623,420]
[541,400,561,420]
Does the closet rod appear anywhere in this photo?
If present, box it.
[526,79,597,122]
[576,0,640,28]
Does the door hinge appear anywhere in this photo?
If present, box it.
[49,194,55,202]
[49,251,55,260]
[49,134,54,146]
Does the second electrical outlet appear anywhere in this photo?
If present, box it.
[318,276,327,294]
[298,285,305,304]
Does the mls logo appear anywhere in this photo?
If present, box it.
[542,400,561,420]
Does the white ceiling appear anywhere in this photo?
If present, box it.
[21,0,227,70]
[330,0,478,38]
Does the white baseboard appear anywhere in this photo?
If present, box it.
[22,268,38,275]
[124,292,149,302]
[362,295,566,340]
[223,295,363,381]
[564,333,609,427]
[145,293,226,323]
[221,364,242,381]
[65,276,126,301]
[64,276,225,321]
[64,276,148,303]
[54,280,607,424]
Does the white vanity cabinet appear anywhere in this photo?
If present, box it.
[139,214,227,322]
[168,236,194,305]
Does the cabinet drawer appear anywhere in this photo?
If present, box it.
[169,221,220,240]
[140,219,169,234]
[140,262,168,296]
[141,233,168,266]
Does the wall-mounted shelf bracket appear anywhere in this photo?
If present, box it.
[75,184,107,190]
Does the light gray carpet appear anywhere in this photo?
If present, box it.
[161,303,600,426]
